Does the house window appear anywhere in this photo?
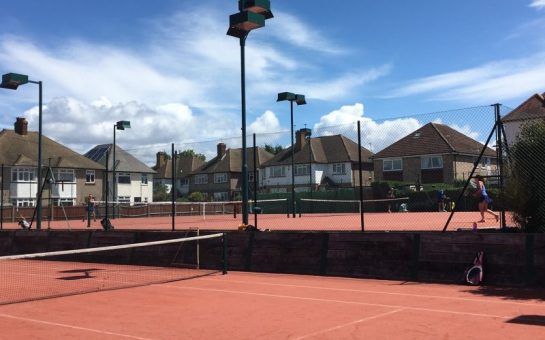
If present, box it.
[195,174,208,184]
[15,199,36,207]
[383,159,402,171]
[117,196,131,204]
[214,192,229,201]
[54,198,74,207]
[332,163,345,175]
[295,164,309,176]
[12,167,36,182]
[180,178,189,185]
[117,173,131,184]
[56,169,75,182]
[270,166,286,177]
[421,156,443,169]
[480,157,491,167]
[134,197,142,203]
[85,170,95,183]
[141,174,148,185]
[214,173,228,184]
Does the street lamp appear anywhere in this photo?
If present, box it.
[227,0,273,226]
[112,120,130,218]
[277,92,306,218]
[1,73,43,230]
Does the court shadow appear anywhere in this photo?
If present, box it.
[57,268,102,280]
[464,286,545,302]
[507,315,545,327]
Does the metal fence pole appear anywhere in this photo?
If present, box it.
[357,121,365,231]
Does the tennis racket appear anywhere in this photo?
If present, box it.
[465,251,484,285]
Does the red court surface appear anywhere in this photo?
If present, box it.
[1,211,510,232]
[1,271,544,339]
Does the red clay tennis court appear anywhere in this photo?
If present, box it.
[1,211,509,232]
[1,270,544,339]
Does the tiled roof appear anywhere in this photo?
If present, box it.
[192,147,274,174]
[84,144,155,174]
[502,92,545,122]
[0,129,104,169]
[154,155,205,179]
[263,135,374,166]
[373,122,496,159]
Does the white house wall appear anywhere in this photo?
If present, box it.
[263,162,353,187]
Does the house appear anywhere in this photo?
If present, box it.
[502,92,545,147]
[372,122,497,185]
[188,143,274,201]
[0,117,105,207]
[261,128,374,193]
[84,144,155,204]
[152,151,205,196]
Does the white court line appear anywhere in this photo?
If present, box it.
[0,313,154,340]
[199,278,545,308]
[164,285,512,319]
[293,308,405,340]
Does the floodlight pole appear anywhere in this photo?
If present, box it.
[227,0,273,226]
[36,80,42,230]
[112,124,117,219]
[240,35,249,225]
[1,74,43,230]
[289,100,295,218]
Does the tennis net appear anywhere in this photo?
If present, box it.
[0,233,226,305]
[107,198,289,219]
[298,197,410,216]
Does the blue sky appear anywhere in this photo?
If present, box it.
[1,0,545,163]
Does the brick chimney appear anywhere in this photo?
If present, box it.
[14,117,28,136]
[217,143,226,159]
[155,151,168,169]
[295,128,311,152]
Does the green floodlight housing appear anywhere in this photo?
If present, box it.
[295,94,307,105]
[227,11,265,38]
[116,120,131,130]
[239,0,273,19]
[277,92,296,102]
[0,73,29,90]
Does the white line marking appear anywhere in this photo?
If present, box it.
[0,313,154,340]
[200,277,545,308]
[163,285,511,319]
[293,308,405,340]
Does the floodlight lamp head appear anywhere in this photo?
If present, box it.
[277,92,296,102]
[116,120,131,130]
[0,73,29,90]
[239,0,273,19]
[227,11,265,38]
[295,94,307,105]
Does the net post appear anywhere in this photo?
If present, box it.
[222,232,228,275]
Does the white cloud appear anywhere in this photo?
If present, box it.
[390,53,545,103]
[268,11,345,54]
[248,110,282,134]
[530,0,545,9]
[313,103,422,153]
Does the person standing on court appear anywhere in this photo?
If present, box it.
[474,175,499,223]
[387,187,396,213]
[83,194,97,223]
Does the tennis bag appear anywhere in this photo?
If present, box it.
[464,251,484,285]
[101,217,115,231]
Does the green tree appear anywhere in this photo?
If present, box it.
[153,182,170,202]
[178,149,206,161]
[188,191,205,202]
[504,121,545,232]
[264,144,284,154]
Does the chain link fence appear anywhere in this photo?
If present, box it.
[3,103,543,232]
